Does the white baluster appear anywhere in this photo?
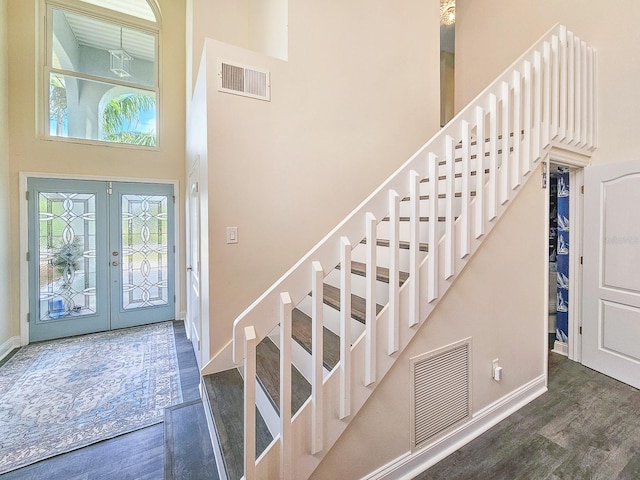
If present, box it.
[500,81,510,205]
[444,136,455,279]
[388,190,400,354]
[551,35,560,140]
[311,261,323,454]
[339,237,351,419]
[574,36,582,147]
[587,47,594,150]
[523,60,532,175]
[475,107,486,239]
[409,171,421,323]
[428,153,439,302]
[581,40,588,147]
[244,326,257,480]
[559,26,568,141]
[461,120,471,258]
[488,94,498,222]
[543,41,552,148]
[567,30,575,143]
[512,70,522,190]
[279,292,293,480]
[365,212,377,386]
[592,49,598,149]
[533,51,543,161]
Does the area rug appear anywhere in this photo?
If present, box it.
[0,322,183,474]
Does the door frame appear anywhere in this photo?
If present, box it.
[19,172,182,345]
[543,148,590,365]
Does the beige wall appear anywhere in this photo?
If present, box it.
[7,0,186,341]
[312,164,547,479]
[456,0,640,167]
[0,0,12,348]
[190,0,442,358]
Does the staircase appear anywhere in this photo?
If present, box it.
[200,25,596,479]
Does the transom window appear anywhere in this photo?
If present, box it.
[45,0,159,147]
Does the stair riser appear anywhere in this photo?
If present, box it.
[376,220,446,247]
[324,268,391,305]
[398,195,465,218]
[351,241,418,272]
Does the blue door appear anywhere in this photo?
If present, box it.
[28,178,175,342]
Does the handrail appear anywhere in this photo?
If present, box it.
[230,24,596,479]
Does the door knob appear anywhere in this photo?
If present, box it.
[187,266,193,272]
[112,261,119,266]
[112,251,119,256]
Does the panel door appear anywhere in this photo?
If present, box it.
[186,163,202,367]
[583,161,640,388]
[28,178,110,342]
[109,182,175,329]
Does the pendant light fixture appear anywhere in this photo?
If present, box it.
[109,27,132,78]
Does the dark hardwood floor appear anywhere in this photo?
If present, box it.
[0,321,205,480]
[415,352,640,480]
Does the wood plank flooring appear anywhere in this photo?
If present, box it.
[255,336,312,415]
[292,308,340,371]
[414,353,640,480]
[0,321,203,480]
[202,369,273,480]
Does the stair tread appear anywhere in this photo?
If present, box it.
[322,283,383,324]
[292,308,341,371]
[256,337,312,416]
[337,260,409,286]
[203,369,273,480]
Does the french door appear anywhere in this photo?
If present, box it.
[28,178,175,342]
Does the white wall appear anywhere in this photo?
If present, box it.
[455,0,640,168]
[0,0,12,352]
[311,164,547,479]
[190,0,442,358]
[7,0,186,342]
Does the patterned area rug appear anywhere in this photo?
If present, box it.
[0,322,182,474]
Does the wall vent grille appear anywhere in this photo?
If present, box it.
[217,60,270,101]
[410,339,472,451]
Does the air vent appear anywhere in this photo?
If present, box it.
[217,60,271,101]
[410,339,472,451]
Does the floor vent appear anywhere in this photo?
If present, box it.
[410,339,472,451]
[217,60,271,101]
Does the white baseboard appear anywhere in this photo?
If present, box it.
[553,341,568,356]
[365,374,547,480]
[0,336,22,362]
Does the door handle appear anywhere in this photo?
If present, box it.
[112,251,119,256]
[112,261,119,266]
[187,266,193,272]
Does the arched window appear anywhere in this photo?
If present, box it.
[44,0,160,147]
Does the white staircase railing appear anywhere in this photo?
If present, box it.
[229,24,596,479]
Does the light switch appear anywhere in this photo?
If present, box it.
[227,226,238,244]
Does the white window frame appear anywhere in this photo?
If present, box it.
[41,0,161,149]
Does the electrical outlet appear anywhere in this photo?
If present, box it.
[226,226,238,244]
[492,358,502,382]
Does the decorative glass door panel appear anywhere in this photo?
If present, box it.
[29,179,109,342]
[39,192,98,319]
[121,193,169,309]
[110,183,175,329]
[28,178,174,342]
